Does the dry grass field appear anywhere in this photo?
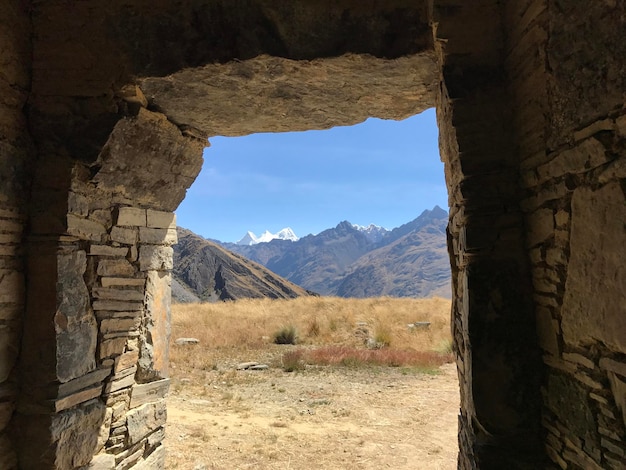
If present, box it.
[166,297,459,469]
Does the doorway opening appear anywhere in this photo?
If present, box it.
[166,110,459,469]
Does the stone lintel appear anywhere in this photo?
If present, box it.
[117,208,146,227]
[130,379,170,409]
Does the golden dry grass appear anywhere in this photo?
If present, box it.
[170,296,452,374]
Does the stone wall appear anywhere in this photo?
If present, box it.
[506,1,626,468]
[2,0,625,468]
[14,94,203,468]
[0,2,32,468]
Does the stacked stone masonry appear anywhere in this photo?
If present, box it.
[1,0,625,468]
[505,1,626,469]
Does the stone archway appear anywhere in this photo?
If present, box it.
[1,1,625,469]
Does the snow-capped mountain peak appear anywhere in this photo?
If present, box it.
[236,228,299,245]
[351,223,389,243]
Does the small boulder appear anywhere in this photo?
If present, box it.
[175,337,200,345]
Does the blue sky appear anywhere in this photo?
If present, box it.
[176,108,448,243]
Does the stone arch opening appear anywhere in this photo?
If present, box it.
[2,1,625,469]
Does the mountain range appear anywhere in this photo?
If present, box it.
[172,206,451,302]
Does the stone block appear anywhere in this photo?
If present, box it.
[0,233,21,244]
[110,226,137,245]
[599,358,626,378]
[116,207,146,227]
[139,245,173,271]
[126,401,167,445]
[536,308,560,356]
[93,300,143,312]
[100,317,141,334]
[68,191,89,216]
[96,259,135,277]
[57,367,112,398]
[104,371,135,394]
[56,250,98,382]
[0,324,19,382]
[99,338,127,359]
[0,269,24,304]
[0,401,13,432]
[0,218,22,233]
[85,453,115,470]
[573,119,613,142]
[115,447,144,469]
[130,378,170,409]
[50,400,107,469]
[133,444,165,469]
[92,287,144,302]
[147,209,176,229]
[53,384,103,412]
[114,350,139,374]
[137,271,171,381]
[606,372,626,427]
[537,138,607,181]
[526,208,554,247]
[562,182,626,351]
[546,373,596,439]
[139,227,177,245]
[67,214,106,242]
[88,245,128,257]
[563,353,595,370]
[616,114,626,137]
[101,277,145,288]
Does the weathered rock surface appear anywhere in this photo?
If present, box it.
[173,228,314,302]
[141,53,437,136]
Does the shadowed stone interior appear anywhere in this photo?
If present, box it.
[0,0,624,468]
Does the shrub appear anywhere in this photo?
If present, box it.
[273,325,298,345]
[281,349,306,372]
[373,324,392,348]
[306,317,321,337]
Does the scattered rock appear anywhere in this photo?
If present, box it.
[175,338,199,345]
[236,362,269,370]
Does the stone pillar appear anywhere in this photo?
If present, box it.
[434,2,545,467]
[14,104,203,468]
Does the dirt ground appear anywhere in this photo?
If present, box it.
[164,359,459,469]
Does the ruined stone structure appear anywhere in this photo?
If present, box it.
[0,1,624,468]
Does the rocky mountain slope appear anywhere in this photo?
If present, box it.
[173,228,315,302]
[173,207,450,301]
[223,206,451,298]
